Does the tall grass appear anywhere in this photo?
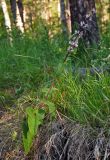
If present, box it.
[1,22,110,130]
[38,69,110,130]
[52,73,110,128]
[0,27,68,90]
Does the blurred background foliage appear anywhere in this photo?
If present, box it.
[0,0,110,90]
[0,0,110,37]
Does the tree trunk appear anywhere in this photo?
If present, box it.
[10,0,16,23]
[60,0,68,34]
[1,0,12,43]
[69,0,100,45]
[17,0,24,28]
[10,0,24,32]
[1,0,11,31]
[16,1,24,33]
[65,0,71,33]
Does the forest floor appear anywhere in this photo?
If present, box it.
[0,88,25,160]
[0,111,21,159]
[1,105,110,160]
[0,109,24,160]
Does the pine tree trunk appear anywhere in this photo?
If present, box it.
[10,0,24,32]
[16,1,24,33]
[69,0,100,45]
[10,0,16,23]
[17,0,24,28]
[60,0,68,34]
[65,0,71,33]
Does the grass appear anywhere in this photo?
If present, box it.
[0,30,68,90]
[1,23,110,157]
[51,73,110,128]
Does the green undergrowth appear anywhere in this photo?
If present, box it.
[45,73,110,128]
[20,70,110,154]
[0,30,68,90]
[17,66,110,130]
[1,24,110,154]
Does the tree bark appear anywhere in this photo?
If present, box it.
[65,0,71,33]
[16,1,24,33]
[69,0,100,45]
[10,0,16,23]
[17,0,24,27]
[10,0,24,32]
[60,0,68,34]
[1,0,11,31]
[1,0,12,43]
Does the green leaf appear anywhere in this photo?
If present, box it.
[23,132,33,154]
[26,107,36,136]
[26,107,34,116]
[35,109,45,127]
[45,101,55,113]
[43,100,56,118]
[23,107,45,154]
[28,115,36,136]
[22,117,29,139]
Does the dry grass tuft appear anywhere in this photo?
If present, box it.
[33,118,110,160]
